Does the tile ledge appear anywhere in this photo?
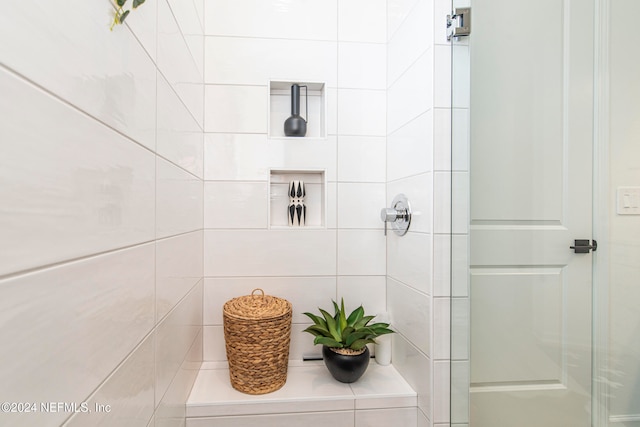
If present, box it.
[186,362,417,418]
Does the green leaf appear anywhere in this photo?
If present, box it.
[346,305,364,327]
[353,315,375,330]
[345,330,371,347]
[117,0,127,6]
[303,325,330,337]
[314,336,343,348]
[133,0,146,8]
[332,300,340,316]
[119,9,130,24]
[303,312,327,329]
[340,326,354,342]
[339,299,348,332]
[320,308,342,342]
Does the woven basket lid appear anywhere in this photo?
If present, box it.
[223,288,292,320]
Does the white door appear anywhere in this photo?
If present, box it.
[464,0,595,425]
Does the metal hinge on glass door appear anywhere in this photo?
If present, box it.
[447,8,471,41]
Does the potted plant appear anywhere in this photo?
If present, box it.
[303,299,394,383]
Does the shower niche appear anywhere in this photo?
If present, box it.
[269,169,326,229]
[268,80,327,139]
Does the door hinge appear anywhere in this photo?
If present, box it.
[447,8,471,41]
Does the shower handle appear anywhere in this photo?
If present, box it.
[380,194,412,236]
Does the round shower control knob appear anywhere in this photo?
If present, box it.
[380,208,399,222]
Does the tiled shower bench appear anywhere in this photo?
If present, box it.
[186,361,418,427]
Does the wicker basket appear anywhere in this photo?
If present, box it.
[223,288,292,394]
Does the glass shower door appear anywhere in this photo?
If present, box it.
[450,0,597,425]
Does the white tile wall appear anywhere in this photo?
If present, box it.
[337,183,386,229]
[158,0,204,126]
[388,110,434,181]
[205,0,338,41]
[0,67,155,276]
[338,0,387,43]
[387,49,434,134]
[387,173,433,233]
[157,74,204,178]
[337,276,387,317]
[205,37,337,86]
[0,245,155,427]
[156,157,204,238]
[337,89,387,136]
[205,85,268,133]
[387,0,434,86]
[337,136,386,183]
[156,231,204,322]
[0,2,204,426]
[338,42,387,90]
[0,2,158,150]
[388,278,431,356]
[204,230,337,277]
[337,230,386,276]
[204,182,268,229]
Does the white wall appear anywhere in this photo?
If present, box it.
[0,1,204,426]
[386,0,458,426]
[201,0,389,364]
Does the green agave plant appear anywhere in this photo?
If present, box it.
[303,299,394,351]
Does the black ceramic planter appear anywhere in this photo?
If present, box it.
[322,345,370,383]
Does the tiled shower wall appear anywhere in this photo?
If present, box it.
[386,0,463,426]
[202,0,389,363]
[0,1,204,426]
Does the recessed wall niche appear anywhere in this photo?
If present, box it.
[269,170,326,229]
[268,80,327,139]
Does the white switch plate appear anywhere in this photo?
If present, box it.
[617,187,640,215]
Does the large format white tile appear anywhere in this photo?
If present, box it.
[433,361,450,424]
[387,0,433,86]
[337,276,387,318]
[337,230,386,276]
[126,0,158,63]
[387,0,421,41]
[204,277,337,325]
[158,0,203,127]
[157,231,204,322]
[205,85,267,133]
[0,245,154,427]
[388,278,431,356]
[388,231,432,295]
[203,325,227,362]
[204,230,337,277]
[156,282,203,408]
[433,172,468,235]
[156,157,203,239]
[337,183,386,229]
[156,331,203,427]
[338,89,386,136]
[356,407,418,427]
[187,366,353,417]
[204,134,337,181]
[63,334,155,427]
[433,297,451,360]
[338,42,387,90]
[388,49,433,134]
[0,68,155,276]
[205,37,337,86]
[392,333,433,419]
[167,0,203,38]
[188,411,354,427]
[204,0,338,41]
[157,73,204,178]
[0,2,157,150]
[338,0,387,43]
[204,182,268,229]
[387,110,433,181]
[387,172,433,234]
[337,136,386,183]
